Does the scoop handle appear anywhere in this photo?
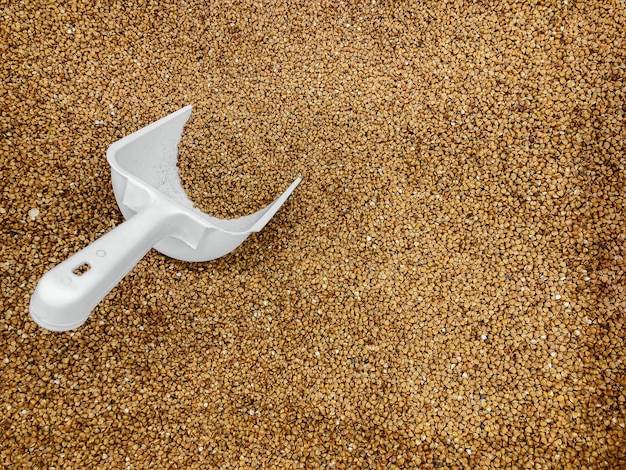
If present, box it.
[30,203,180,331]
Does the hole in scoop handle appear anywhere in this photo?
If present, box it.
[30,203,181,331]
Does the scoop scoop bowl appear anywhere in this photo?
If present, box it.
[30,106,301,331]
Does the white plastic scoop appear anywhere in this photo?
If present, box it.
[30,106,301,331]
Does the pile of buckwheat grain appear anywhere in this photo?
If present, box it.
[1,0,624,468]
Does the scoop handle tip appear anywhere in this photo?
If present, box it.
[29,203,180,331]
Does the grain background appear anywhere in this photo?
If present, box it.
[1,0,625,468]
